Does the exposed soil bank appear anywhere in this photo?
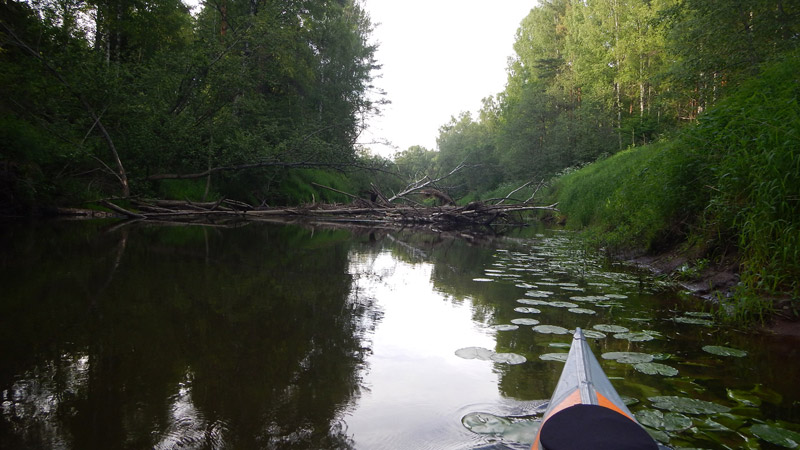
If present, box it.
[625,248,800,338]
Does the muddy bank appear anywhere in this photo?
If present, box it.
[627,251,739,299]
[624,248,800,338]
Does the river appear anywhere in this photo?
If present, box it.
[1,220,798,449]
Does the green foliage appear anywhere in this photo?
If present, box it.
[268,169,356,206]
[552,52,800,321]
[688,51,800,303]
[157,179,218,202]
[436,112,503,198]
[0,0,379,210]
[393,145,438,180]
[432,0,798,199]
[553,140,706,250]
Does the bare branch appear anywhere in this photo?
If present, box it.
[387,161,466,202]
[525,179,547,203]
[496,180,533,205]
[0,21,129,196]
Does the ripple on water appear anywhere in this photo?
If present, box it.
[154,404,228,449]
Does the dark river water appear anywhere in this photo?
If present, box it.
[1,220,799,449]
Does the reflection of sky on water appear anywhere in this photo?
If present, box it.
[153,370,227,450]
[344,251,500,449]
[2,353,90,449]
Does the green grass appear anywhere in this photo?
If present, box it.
[691,51,800,308]
[550,51,800,322]
[553,140,707,251]
[157,179,220,202]
[274,168,357,205]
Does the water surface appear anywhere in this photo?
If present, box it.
[1,221,798,449]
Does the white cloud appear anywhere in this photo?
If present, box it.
[360,0,534,157]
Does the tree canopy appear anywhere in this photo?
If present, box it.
[421,0,799,200]
[1,0,381,210]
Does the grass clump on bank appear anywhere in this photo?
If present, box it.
[551,52,800,322]
[553,140,706,251]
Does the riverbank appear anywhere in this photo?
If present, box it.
[548,53,799,325]
[621,243,800,338]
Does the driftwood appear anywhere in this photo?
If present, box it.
[93,179,557,230]
[97,199,555,231]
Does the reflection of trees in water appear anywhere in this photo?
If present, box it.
[379,229,570,401]
[0,222,373,449]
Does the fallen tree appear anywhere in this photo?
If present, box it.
[93,180,558,230]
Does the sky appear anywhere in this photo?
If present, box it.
[359,0,535,157]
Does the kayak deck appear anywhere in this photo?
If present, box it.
[531,328,661,450]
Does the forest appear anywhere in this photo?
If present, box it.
[1,0,798,318]
[1,0,388,209]
[393,0,799,320]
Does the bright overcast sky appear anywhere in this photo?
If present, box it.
[360,0,535,157]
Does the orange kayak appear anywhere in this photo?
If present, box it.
[531,328,666,450]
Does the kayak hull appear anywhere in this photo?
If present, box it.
[531,328,661,450]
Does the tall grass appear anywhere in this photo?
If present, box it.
[274,168,356,205]
[553,140,707,251]
[688,52,800,305]
[551,51,800,321]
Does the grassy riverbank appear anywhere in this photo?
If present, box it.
[550,53,800,322]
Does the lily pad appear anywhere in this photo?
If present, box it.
[622,396,640,407]
[593,324,629,333]
[635,409,693,431]
[753,384,784,405]
[491,324,519,331]
[649,396,731,415]
[455,347,495,361]
[472,278,494,282]
[685,311,714,318]
[702,345,747,358]
[525,290,554,298]
[511,318,540,326]
[614,331,657,342]
[491,352,527,365]
[634,362,679,377]
[642,427,670,444]
[515,283,538,289]
[548,342,571,349]
[514,307,542,314]
[548,301,580,308]
[462,412,511,435]
[674,316,714,326]
[604,293,629,299]
[517,299,551,306]
[727,388,762,407]
[570,295,609,302]
[539,353,569,362]
[594,302,624,308]
[568,307,596,315]
[532,324,570,335]
[602,352,654,364]
[699,417,732,432]
[750,423,800,448]
[582,330,607,339]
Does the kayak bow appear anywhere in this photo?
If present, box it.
[531,328,663,450]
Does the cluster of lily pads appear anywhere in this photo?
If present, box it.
[455,346,527,365]
[633,394,800,449]
[460,242,800,448]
